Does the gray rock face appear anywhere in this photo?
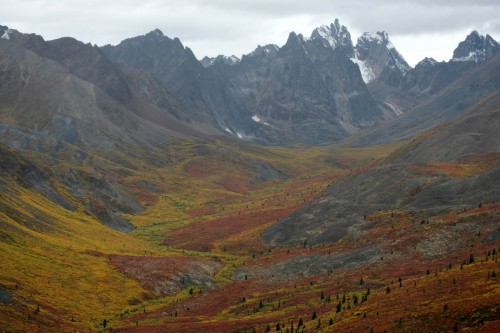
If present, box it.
[101,30,255,135]
[208,20,388,144]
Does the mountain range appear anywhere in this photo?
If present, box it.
[1,20,498,146]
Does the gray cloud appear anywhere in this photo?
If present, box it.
[1,1,498,66]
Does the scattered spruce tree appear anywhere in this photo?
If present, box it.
[386,286,391,294]
[312,311,317,320]
[329,318,334,326]
[443,304,448,311]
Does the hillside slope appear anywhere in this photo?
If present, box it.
[263,72,500,245]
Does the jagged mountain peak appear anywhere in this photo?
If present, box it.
[352,30,411,83]
[287,31,306,42]
[310,19,354,55]
[452,30,499,62]
[282,31,308,52]
[152,28,164,36]
[416,57,438,68]
[109,28,185,51]
[144,28,165,40]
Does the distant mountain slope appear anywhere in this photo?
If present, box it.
[367,31,500,117]
[100,30,255,135]
[262,67,500,245]
[347,54,500,146]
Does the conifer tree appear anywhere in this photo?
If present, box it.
[469,254,475,264]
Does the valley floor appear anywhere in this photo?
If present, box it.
[0,140,498,333]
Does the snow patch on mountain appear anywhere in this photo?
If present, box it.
[452,50,485,63]
[1,29,10,40]
[252,115,270,126]
[315,25,338,49]
[350,56,376,83]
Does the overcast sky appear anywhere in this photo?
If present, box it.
[1,0,499,66]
